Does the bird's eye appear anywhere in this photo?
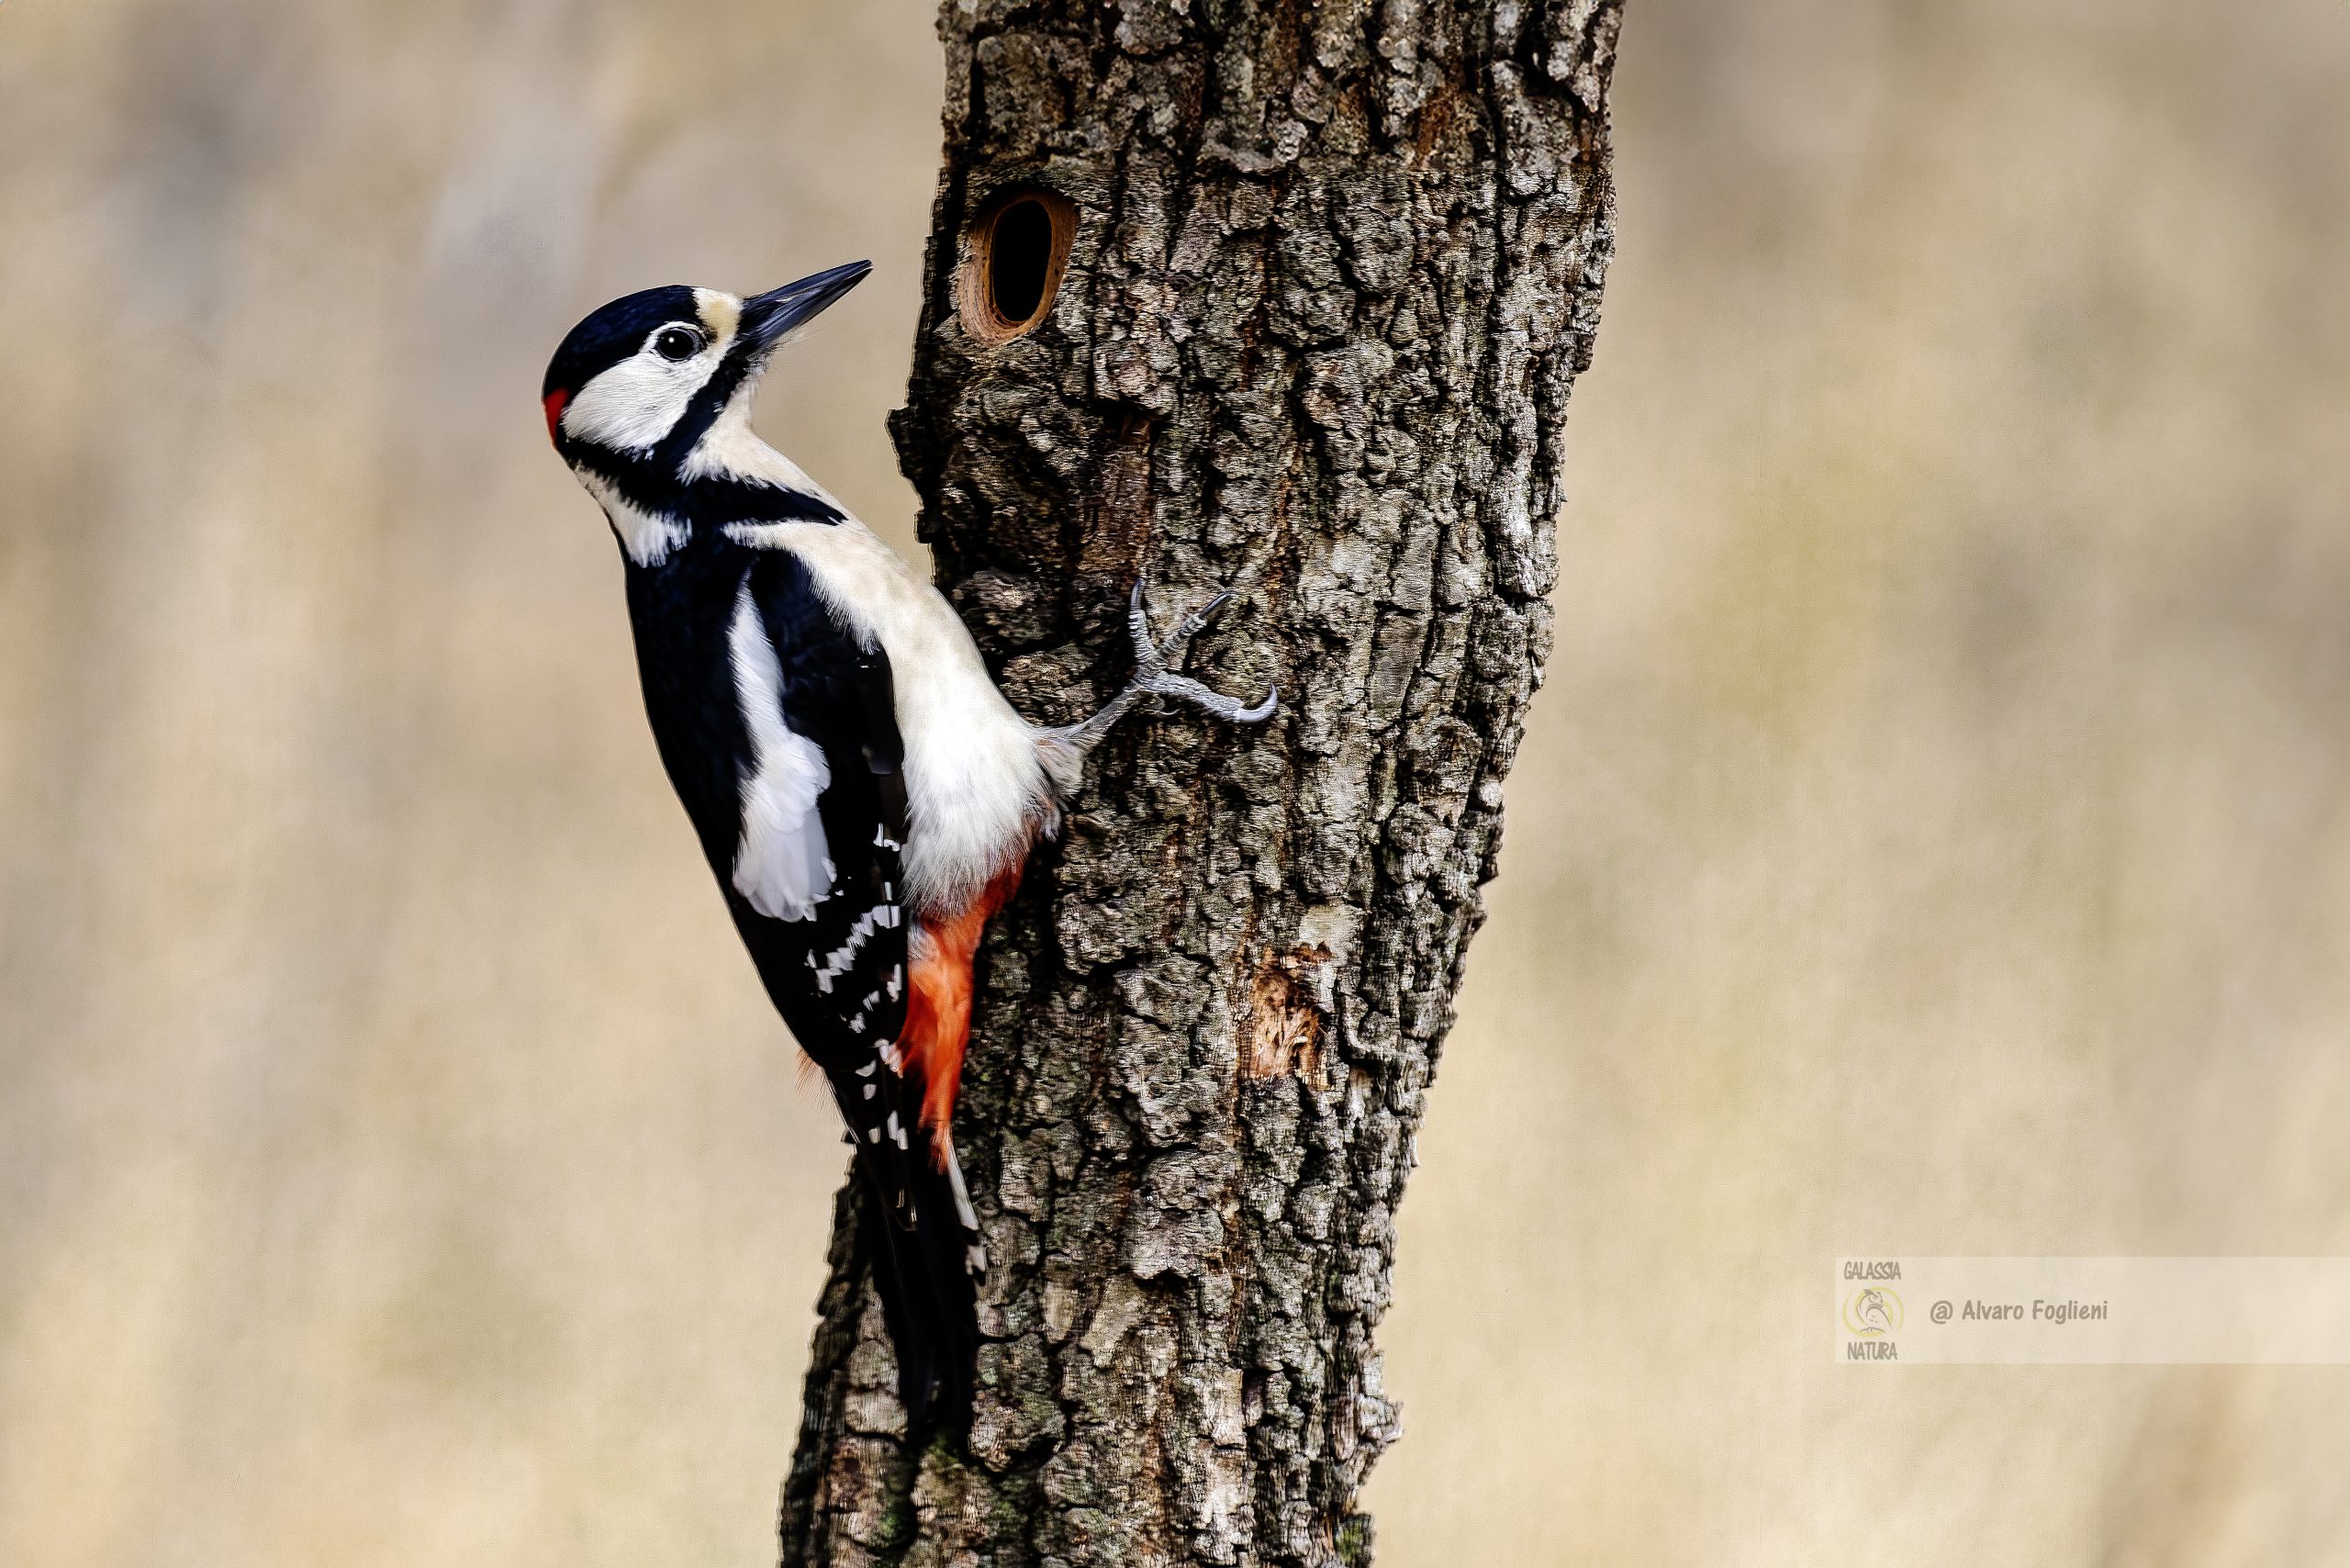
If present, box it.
[654,326,703,361]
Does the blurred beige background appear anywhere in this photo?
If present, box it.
[4,2,2346,1564]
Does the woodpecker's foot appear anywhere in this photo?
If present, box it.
[1124,582,1281,726]
[1045,581,1279,757]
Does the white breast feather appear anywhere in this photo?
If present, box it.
[726,518,1051,918]
[728,583,834,921]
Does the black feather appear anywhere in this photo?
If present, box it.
[621,528,979,1429]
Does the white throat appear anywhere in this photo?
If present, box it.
[682,394,847,516]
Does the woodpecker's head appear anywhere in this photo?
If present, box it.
[542,262,867,562]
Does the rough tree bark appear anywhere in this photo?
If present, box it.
[780,4,1619,1564]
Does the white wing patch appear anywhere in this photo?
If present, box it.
[728,582,834,921]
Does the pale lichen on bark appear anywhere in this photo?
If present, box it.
[782,3,1620,1563]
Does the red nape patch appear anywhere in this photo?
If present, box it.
[542,388,570,445]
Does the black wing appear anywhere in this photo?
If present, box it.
[733,546,978,1431]
[730,548,909,1072]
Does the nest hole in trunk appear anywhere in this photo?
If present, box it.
[957,187,1076,345]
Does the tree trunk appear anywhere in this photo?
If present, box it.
[780,4,1620,1563]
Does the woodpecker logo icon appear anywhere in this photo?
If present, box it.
[1843,1287,1903,1337]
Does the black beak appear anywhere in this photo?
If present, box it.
[739,261,871,354]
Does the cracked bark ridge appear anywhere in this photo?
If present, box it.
[780,3,1618,1564]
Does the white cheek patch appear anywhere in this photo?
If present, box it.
[728,582,834,921]
[561,338,723,454]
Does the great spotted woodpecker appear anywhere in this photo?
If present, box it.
[542,263,1274,1428]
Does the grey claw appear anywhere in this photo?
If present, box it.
[1141,672,1281,726]
[1048,579,1275,758]
[1175,590,1236,643]
[1130,583,1236,669]
[1126,582,1164,676]
[1231,684,1279,723]
[1134,580,1277,725]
